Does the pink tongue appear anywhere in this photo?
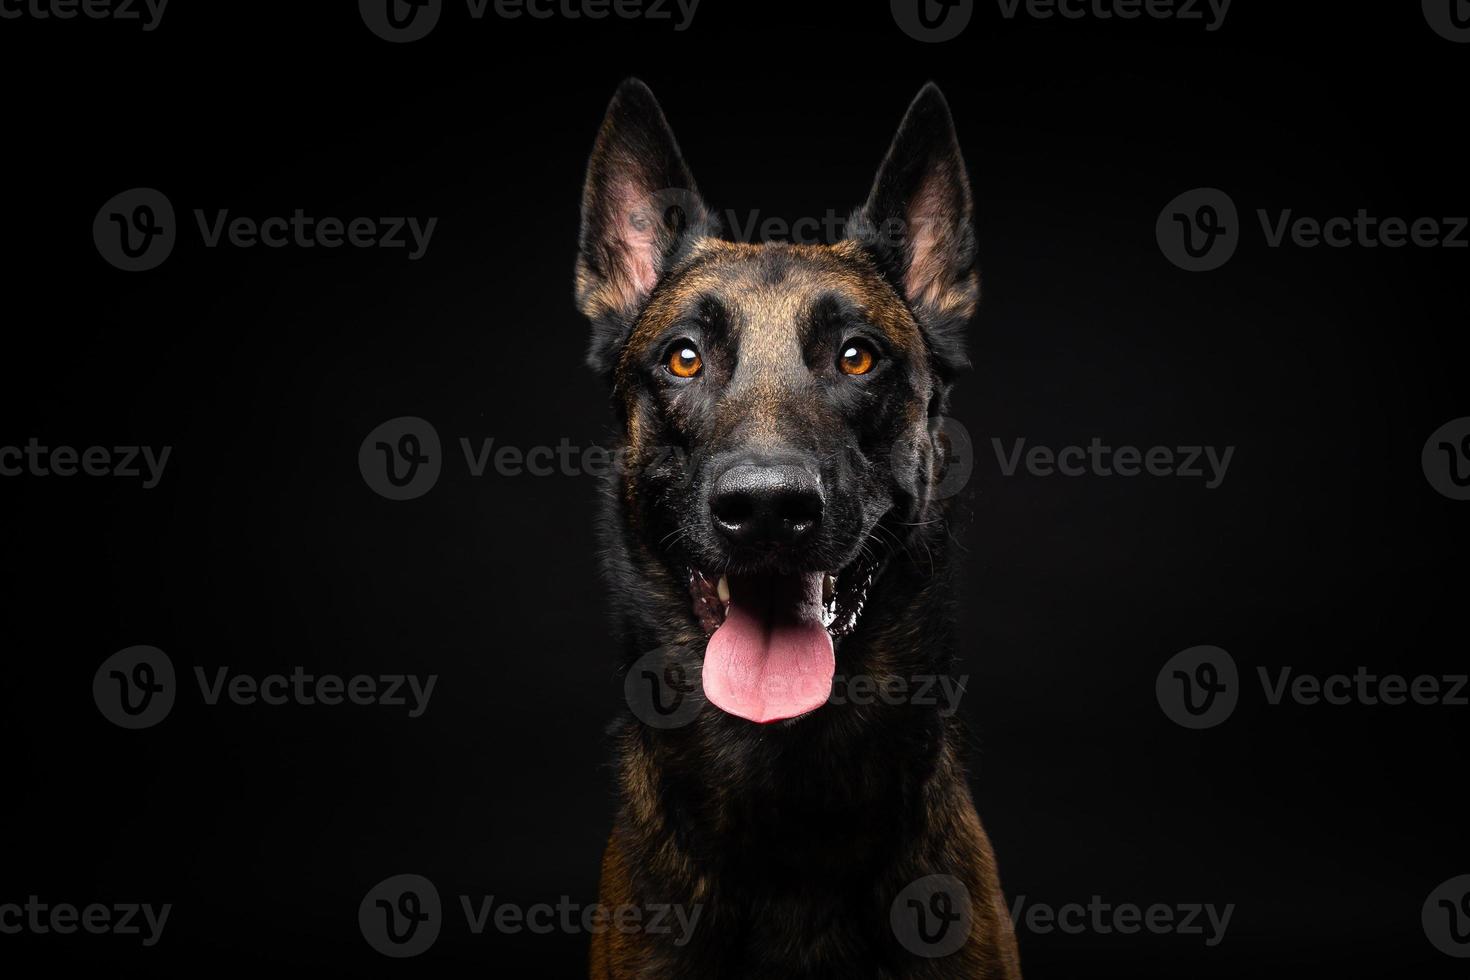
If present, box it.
[702,572,835,724]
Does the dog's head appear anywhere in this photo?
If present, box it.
[576,80,977,725]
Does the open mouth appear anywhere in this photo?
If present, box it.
[686,556,877,725]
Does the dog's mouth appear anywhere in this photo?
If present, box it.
[686,554,876,725]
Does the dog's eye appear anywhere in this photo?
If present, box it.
[838,340,877,376]
[667,342,703,379]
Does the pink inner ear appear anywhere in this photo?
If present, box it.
[902,163,960,311]
[612,177,661,303]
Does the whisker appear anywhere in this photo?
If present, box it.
[659,524,698,551]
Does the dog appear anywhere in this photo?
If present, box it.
[575,78,1022,979]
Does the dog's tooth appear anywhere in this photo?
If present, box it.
[822,573,835,605]
[717,575,730,604]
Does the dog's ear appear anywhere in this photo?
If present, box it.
[851,83,977,377]
[576,78,716,375]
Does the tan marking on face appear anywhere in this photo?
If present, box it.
[616,239,925,409]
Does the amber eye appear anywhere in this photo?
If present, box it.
[667,343,703,378]
[838,340,876,376]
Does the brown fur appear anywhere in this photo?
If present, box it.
[577,80,1021,978]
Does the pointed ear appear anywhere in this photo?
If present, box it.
[575,79,716,375]
[851,83,977,377]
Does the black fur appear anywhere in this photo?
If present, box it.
[580,80,1020,979]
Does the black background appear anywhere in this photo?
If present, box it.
[1,0,1466,976]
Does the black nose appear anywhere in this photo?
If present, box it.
[710,462,824,548]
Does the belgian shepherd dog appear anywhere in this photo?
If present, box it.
[576,79,1022,979]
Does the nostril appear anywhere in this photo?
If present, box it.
[711,491,755,532]
[775,489,822,538]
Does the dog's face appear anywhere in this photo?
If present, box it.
[576,80,977,725]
